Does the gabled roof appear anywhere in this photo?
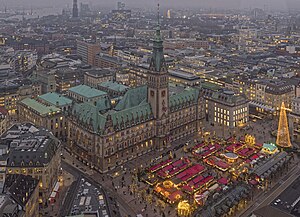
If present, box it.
[72,102,107,133]
[169,87,199,108]
[111,102,152,128]
[115,85,147,111]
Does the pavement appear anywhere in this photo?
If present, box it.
[42,170,74,217]
[61,160,120,217]
[58,118,287,217]
[61,137,193,217]
[204,118,277,144]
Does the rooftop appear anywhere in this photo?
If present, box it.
[270,175,300,216]
[3,174,38,208]
[261,80,294,95]
[0,123,61,167]
[201,82,222,91]
[96,53,124,65]
[169,70,201,81]
[69,85,107,99]
[98,81,129,93]
[84,68,114,77]
[210,90,248,106]
[19,98,61,116]
[69,177,110,217]
[38,92,73,107]
[252,152,288,177]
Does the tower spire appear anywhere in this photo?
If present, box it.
[157,2,160,26]
[149,2,166,73]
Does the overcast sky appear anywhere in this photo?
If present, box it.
[1,0,300,10]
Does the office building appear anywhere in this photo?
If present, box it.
[77,40,101,66]
[72,0,79,18]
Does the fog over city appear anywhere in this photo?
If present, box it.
[1,0,300,10]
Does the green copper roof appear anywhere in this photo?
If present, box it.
[38,92,73,107]
[263,143,278,152]
[95,97,111,112]
[169,87,200,107]
[111,102,152,128]
[149,21,166,73]
[72,100,152,133]
[72,102,107,133]
[20,98,61,115]
[98,81,129,93]
[115,86,147,111]
[69,85,107,99]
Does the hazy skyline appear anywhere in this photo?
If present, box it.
[1,0,300,11]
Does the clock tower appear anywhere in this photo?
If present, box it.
[147,4,170,150]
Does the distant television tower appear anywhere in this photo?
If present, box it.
[72,0,78,18]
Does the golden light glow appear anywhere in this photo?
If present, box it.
[276,102,292,148]
[177,200,191,216]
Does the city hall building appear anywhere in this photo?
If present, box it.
[67,25,205,173]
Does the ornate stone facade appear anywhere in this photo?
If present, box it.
[67,24,205,173]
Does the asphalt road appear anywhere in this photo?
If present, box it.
[61,161,121,217]
[240,163,300,217]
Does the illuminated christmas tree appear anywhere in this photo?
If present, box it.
[276,102,292,148]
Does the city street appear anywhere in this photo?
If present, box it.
[240,160,300,217]
[59,117,291,217]
[61,135,196,217]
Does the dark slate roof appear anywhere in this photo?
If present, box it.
[3,174,38,208]
[210,90,248,106]
[260,80,294,95]
[0,123,60,167]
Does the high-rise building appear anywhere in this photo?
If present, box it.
[117,2,125,10]
[80,3,90,16]
[77,40,101,66]
[72,0,78,18]
[9,50,37,73]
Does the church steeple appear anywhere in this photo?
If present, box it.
[149,3,167,73]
